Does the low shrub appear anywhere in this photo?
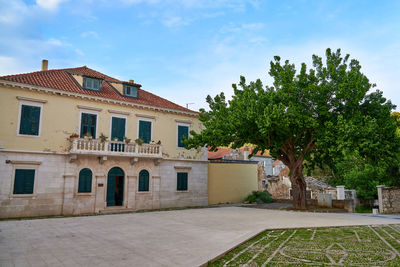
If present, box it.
[245,191,273,204]
[355,205,373,213]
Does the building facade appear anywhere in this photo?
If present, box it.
[0,62,208,218]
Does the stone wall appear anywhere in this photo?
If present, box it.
[377,186,400,214]
[0,151,208,218]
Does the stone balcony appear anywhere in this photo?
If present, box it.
[69,138,162,163]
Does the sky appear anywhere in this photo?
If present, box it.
[1,0,400,111]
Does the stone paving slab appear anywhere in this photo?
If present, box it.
[1,207,400,267]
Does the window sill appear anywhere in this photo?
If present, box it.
[75,192,93,197]
[137,191,151,194]
[176,190,189,193]
[10,194,36,199]
[17,134,40,138]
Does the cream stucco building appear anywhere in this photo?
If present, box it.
[0,61,208,218]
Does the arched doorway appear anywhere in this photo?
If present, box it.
[107,167,124,206]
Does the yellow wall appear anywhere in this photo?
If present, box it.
[110,82,124,95]
[208,162,258,204]
[0,85,203,160]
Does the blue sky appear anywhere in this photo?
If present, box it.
[1,0,400,111]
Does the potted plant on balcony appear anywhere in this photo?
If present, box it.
[157,140,161,145]
[112,137,119,141]
[124,137,131,144]
[84,132,92,140]
[135,138,144,146]
[69,133,79,139]
[99,133,108,142]
[150,140,156,145]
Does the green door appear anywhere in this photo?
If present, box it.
[107,167,124,206]
[111,117,126,151]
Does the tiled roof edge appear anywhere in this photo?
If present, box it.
[0,79,199,117]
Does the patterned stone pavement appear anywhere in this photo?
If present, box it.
[211,224,400,266]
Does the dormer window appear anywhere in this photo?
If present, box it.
[83,77,102,91]
[124,84,138,98]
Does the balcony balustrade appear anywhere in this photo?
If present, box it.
[70,138,162,158]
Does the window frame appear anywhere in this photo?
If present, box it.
[78,109,99,139]
[17,101,43,138]
[83,76,102,91]
[137,169,151,193]
[109,114,127,141]
[10,164,40,198]
[123,84,138,98]
[176,172,188,192]
[77,168,93,194]
[176,122,190,148]
[137,118,153,144]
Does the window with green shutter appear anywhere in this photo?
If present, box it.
[138,120,152,143]
[177,172,188,191]
[19,104,41,136]
[13,169,35,194]
[80,113,97,138]
[138,170,149,191]
[78,168,92,193]
[177,125,189,147]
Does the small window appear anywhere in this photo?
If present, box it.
[138,120,152,143]
[13,169,35,194]
[19,104,41,136]
[177,125,189,147]
[177,172,188,191]
[83,77,102,90]
[78,168,92,193]
[138,170,149,191]
[124,85,138,98]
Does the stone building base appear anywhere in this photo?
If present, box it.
[0,151,208,218]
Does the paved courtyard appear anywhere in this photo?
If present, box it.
[1,207,400,267]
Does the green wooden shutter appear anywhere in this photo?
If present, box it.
[177,172,188,191]
[19,105,40,135]
[139,170,149,191]
[178,125,189,147]
[14,169,35,194]
[139,121,151,143]
[78,168,92,193]
[111,117,126,141]
[80,113,97,137]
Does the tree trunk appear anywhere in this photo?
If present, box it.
[289,164,307,210]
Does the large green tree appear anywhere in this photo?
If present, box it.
[186,48,399,209]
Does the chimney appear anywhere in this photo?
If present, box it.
[129,79,134,83]
[41,59,48,71]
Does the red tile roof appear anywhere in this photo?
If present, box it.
[208,147,271,159]
[208,147,233,159]
[0,66,195,113]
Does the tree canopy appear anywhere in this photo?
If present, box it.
[186,48,399,209]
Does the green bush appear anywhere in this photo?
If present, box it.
[245,191,273,204]
[355,205,373,213]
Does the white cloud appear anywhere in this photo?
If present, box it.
[47,38,64,46]
[81,31,99,39]
[0,0,29,25]
[75,49,85,56]
[162,16,189,27]
[0,56,35,76]
[36,0,67,11]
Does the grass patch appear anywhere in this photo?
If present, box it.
[208,224,400,266]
